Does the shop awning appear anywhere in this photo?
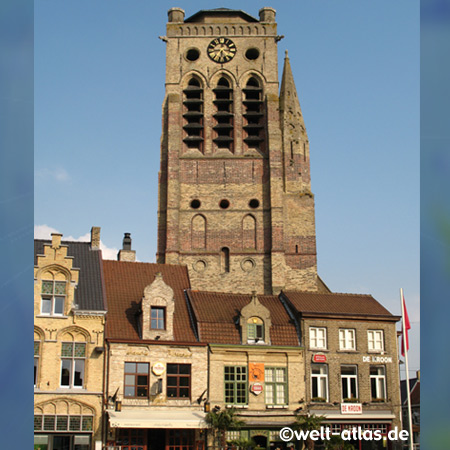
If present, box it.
[109,410,206,429]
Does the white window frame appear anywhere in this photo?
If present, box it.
[40,280,66,316]
[367,330,384,352]
[265,367,287,405]
[309,327,327,349]
[60,342,86,389]
[339,329,356,350]
[341,365,358,400]
[311,364,328,401]
[370,366,387,401]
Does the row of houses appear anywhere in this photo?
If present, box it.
[34,228,402,450]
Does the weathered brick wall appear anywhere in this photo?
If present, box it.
[157,10,319,295]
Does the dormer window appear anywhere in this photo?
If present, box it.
[41,280,66,316]
[247,317,264,343]
[151,306,165,330]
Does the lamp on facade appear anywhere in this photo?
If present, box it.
[115,400,122,412]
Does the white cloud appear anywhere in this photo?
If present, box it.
[35,167,70,183]
[34,224,60,239]
[34,225,119,260]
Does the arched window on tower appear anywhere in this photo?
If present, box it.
[213,77,234,152]
[191,214,206,249]
[183,77,204,153]
[243,77,265,152]
[242,214,256,250]
[220,247,230,273]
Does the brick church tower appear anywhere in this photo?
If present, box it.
[157,7,320,295]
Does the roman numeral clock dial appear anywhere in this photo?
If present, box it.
[207,38,236,63]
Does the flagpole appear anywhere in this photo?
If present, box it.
[400,288,414,450]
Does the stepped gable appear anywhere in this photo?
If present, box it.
[185,290,299,346]
[34,239,106,312]
[103,260,196,342]
[282,290,398,320]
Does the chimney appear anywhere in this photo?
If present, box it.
[91,227,101,250]
[51,233,63,249]
[118,232,136,262]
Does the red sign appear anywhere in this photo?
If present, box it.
[341,403,362,414]
[312,354,327,363]
[250,383,263,395]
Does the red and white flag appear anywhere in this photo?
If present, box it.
[401,295,411,357]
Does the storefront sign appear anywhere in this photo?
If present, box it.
[362,355,392,363]
[312,353,327,363]
[250,383,263,395]
[152,362,165,376]
[341,403,362,414]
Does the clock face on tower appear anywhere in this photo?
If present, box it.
[207,38,236,63]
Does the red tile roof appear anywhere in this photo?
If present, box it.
[186,291,300,346]
[103,261,197,342]
[282,291,397,319]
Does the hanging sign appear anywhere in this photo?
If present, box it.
[250,383,263,395]
[152,362,166,376]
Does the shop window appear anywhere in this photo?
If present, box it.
[339,329,356,351]
[115,429,147,448]
[41,280,66,315]
[247,317,264,343]
[167,429,195,450]
[151,306,165,330]
[265,367,287,405]
[60,342,86,388]
[224,366,247,404]
[34,414,93,432]
[367,330,384,352]
[124,362,149,398]
[370,366,386,401]
[167,363,191,399]
[309,327,327,349]
[341,365,358,401]
[311,364,328,401]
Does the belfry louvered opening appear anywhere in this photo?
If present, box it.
[213,77,234,152]
[183,78,204,152]
[243,77,265,151]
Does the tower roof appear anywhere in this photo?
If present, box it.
[185,8,258,23]
[279,50,308,141]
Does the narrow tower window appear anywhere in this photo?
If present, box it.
[243,77,265,152]
[183,78,204,152]
[242,214,257,250]
[213,77,234,152]
[220,247,230,273]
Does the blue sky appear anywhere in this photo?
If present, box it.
[34,1,420,374]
